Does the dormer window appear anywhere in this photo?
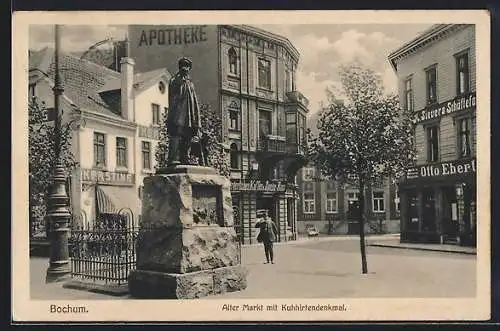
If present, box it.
[158,81,166,94]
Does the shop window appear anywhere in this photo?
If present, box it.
[457,117,471,158]
[456,52,470,95]
[142,141,151,170]
[372,191,385,212]
[258,109,272,139]
[116,137,128,168]
[285,112,297,144]
[152,103,160,125]
[230,143,239,169]
[425,66,437,105]
[228,48,238,76]
[229,109,239,130]
[404,76,414,112]
[258,58,271,89]
[422,189,436,231]
[303,192,315,214]
[93,132,106,167]
[326,192,337,213]
[426,125,439,162]
[407,193,419,231]
[303,167,315,181]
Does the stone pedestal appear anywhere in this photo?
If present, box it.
[128,165,247,299]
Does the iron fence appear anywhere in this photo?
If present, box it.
[69,208,138,285]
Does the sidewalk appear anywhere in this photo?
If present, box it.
[369,241,477,255]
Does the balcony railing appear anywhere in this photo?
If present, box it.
[286,90,310,108]
[258,135,306,155]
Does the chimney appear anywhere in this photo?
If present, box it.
[120,36,135,121]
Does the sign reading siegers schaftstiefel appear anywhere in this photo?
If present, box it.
[413,92,476,124]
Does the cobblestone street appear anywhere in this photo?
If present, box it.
[30,236,476,300]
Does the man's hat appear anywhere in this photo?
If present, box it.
[178,57,192,69]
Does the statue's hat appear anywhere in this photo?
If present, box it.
[178,57,192,69]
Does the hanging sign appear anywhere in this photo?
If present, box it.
[231,180,287,193]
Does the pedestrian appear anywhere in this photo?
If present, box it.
[255,210,279,264]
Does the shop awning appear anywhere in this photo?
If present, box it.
[97,185,141,223]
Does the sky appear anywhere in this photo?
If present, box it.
[29,23,433,113]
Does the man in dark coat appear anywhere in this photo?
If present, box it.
[255,210,279,264]
[167,57,202,166]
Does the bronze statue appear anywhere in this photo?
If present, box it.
[167,57,207,166]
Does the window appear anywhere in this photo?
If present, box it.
[116,137,128,168]
[152,103,160,125]
[326,192,337,213]
[93,132,106,167]
[258,58,271,89]
[142,141,151,169]
[303,167,315,181]
[347,192,359,202]
[426,125,439,162]
[303,182,315,214]
[426,66,437,104]
[372,191,385,212]
[298,115,306,147]
[326,181,335,191]
[456,52,470,95]
[285,113,297,144]
[258,109,272,139]
[285,70,292,92]
[394,190,400,213]
[230,143,239,169]
[29,84,36,99]
[158,81,166,94]
[404,77,414,111]
[458,117,471,158]
[228,48,238,75]
[229,109,239,130]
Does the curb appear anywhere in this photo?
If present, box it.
[241,234,401,248]
[369,243,477,255]
[63,280,130,296]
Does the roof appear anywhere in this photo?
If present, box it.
[98,67,171,93]
[226,25,300,62]
[387,24,468,71]
[29,47,123,118]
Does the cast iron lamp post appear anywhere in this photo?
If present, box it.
[45,24,72,283]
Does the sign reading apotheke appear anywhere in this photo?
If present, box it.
[413,92,476,124]
[406,158,476,182]
[231,181,287,192]
[80,168,135,186]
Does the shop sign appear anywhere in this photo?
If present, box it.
[138,125,160,140]
[405,158,476,182]
[413,92,476,124]
[231,180,287,193]
[137,26,209,47]
[80,168,135,186]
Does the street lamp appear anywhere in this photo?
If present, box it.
[45,24,72,283]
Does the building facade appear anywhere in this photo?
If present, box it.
[296,166,400,235]
[388,24,477,246]
[29,46,170,227]
[127,25,310,243]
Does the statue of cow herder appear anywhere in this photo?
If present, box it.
[166,57,208,167]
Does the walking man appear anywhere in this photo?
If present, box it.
[255,210,279,264]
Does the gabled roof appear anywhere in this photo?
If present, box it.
[97,67,171,93]
[387,24,468,72]
[29,47,123,119]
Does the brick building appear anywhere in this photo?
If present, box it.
[29,43,171,228]
[388,24,477,246]
[126,25,309,243]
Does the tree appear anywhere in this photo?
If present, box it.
[29,97,76,238]
[155,103,230,178]
[307,64,416,274]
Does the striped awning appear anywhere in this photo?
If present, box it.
[95,186,117,214]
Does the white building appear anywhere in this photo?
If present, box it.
[29,45,170,226]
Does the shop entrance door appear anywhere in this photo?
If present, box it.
[347,192,360,235]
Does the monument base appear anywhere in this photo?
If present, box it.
[128,265,247,299]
